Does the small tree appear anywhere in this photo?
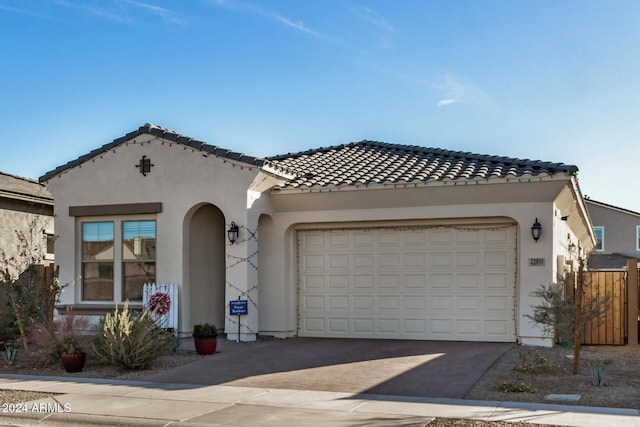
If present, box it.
[526,280,610,345]
[0,216,60,352]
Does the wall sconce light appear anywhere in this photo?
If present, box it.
[227,222,239,244]
[531,218,542,242]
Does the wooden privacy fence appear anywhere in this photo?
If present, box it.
[581,270,627,345]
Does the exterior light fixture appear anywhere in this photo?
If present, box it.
[227,222,239,244]
[531,218,542,242]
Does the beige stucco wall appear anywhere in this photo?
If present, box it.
[259,178,591,346]
[43,133,593,346]
[44,135,265,338]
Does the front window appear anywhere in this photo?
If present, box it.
[594,226,604,252]
[82,222,114,301]
[80,218,156,302]
[122,221,156,300]
[636,226,640,251]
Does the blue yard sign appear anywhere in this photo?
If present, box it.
[229,299,248,316]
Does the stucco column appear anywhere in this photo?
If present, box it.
[224,218,259,342]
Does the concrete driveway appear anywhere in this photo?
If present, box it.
[143,338,513,399]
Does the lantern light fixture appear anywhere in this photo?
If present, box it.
[227,222,239,244]
[531,218,542,242]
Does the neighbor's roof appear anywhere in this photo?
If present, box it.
[39,124,579,188]
[0,171,53,204]
[588,252,638,270]
[585,198,640,218]
[267,140,578,188]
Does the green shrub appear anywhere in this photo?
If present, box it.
[93,301,174,370]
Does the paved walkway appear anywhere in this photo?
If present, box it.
[0,375,638,426]
[145,338,513,398]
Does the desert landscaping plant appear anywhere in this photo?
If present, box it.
[93,301,174,370]
[511,348,558,374]
[498,380,537,393]
[29,316,91,360]
[525,282,610,345]
[2,344,17,365]
[589,361,607,386]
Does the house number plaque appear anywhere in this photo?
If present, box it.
[529,258,545,266]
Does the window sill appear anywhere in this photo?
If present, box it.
[56,303,143,316]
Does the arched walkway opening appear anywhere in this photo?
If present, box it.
[187,204,226,330]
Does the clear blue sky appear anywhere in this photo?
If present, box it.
[2,1,640,210]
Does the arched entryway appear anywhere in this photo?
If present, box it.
[186,204,226,330]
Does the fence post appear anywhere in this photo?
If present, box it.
[627,259,638,345]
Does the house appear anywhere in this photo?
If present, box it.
[0,172,54,274]
[0,172,54,335]
[585,199,640,270]
[40,124,595,346]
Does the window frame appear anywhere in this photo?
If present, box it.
[121,220,157,301]
[78,215,156,303]
[636,226,640,252]
[81,221,115,302]
[593,226,604,252]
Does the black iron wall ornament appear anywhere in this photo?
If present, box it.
[135,155,155,176]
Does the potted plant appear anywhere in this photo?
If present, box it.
[192,323,218,355]
[57,334,86,373]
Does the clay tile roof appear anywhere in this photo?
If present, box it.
[39,123,292,182]
[268,140,577,188]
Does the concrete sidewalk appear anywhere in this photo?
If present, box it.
[0,375,638,426]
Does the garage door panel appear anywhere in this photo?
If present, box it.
[298,225,516,342]
[354,296,374,310]
[328,275,348,289]
[431,252,454,267]
[378,319,401,333]
[486,274,509,289]
[302,254,324,270]
[456,252,481,267]
[353,274,374,289]
[403,230,427,246]
[404,296,426,310]
[404,274,426,289]
[328,318,349,333]
[328,232,349,247]
[379,274,400,289]
[354,318,374,333]
[328,254,349,270]
[431,274,454,290]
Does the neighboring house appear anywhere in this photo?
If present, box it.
[0,172,54,274]
[585,199,640,270]
[40,124,594,346]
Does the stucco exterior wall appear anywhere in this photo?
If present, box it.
[587,201,640,257]
[44,136,264,337]
[259,179,586,346]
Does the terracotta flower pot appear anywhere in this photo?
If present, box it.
[61,352,86,373]
[193,336,218,355]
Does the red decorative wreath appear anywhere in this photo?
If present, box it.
[148,292,171,315]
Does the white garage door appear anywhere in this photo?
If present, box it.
[298,225,517,342]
